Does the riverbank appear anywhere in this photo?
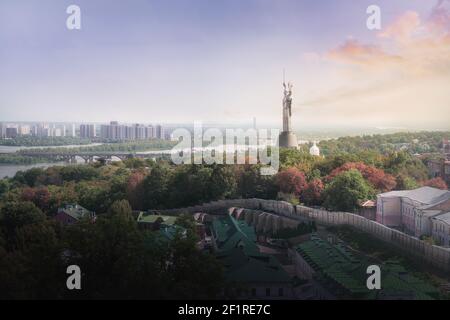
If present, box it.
[0,162,67,178]
[0,143,104,177]
[0,143,103,154]
[0,136,92,147]
[0,139,176,177]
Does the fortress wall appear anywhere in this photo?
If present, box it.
[151,198,450,271]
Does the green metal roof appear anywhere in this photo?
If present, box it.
[137,212,177,226]
[212,215,258,254]
[212,214,291,285]
[296,235,440,300]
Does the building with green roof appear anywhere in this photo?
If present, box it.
[56,204,95,225]
[211,214,293,299]
[292,234,440,300]
[136,212,177,230]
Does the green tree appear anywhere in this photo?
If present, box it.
[142,164,171,209]
[59,165,99,182]
[107,199,133,220]
[396,174,419,190]
[76,181,111,213]
[63,214,162,299]
[0,201,46,250]
[0,180,10,198]
[323,170,374,212]
[208,165,237,200]
[237,165,277,199]
[12,221,65,299]
[167,232,224,299]
[22,168,45,187]
[168,165,221,207]
[383,151,428,182]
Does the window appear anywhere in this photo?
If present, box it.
[278,288,284,297]
[266,288,271,297]
[251,288,256,297]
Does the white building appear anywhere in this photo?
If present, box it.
[431,212,450,246]
[309,142,320,156]
[376,187,450,243]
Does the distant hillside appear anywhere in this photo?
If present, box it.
[316,131,450,156]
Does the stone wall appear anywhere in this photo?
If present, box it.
[294,205,450,272]
[152,198,450,272]
[228,207,301,235]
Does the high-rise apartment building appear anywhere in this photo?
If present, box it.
[145,125,154,139]
[99,122,161,141]
[67,124,76,137]
[6,127,18,138]
[155,125,164,139]
[0,123,6,138]
[80,124,96,138]
[135,124,145,140]
[126,126,136,140]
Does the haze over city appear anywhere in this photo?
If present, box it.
[1,0,449,130]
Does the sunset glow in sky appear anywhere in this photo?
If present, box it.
[0,0,449,130]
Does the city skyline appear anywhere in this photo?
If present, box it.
[1,0,449,129]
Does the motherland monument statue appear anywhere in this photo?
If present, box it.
[279,73,298,148]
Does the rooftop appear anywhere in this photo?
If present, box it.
[136,212,177,226]
[212,214,258,254]
[58,204,94,221]
[212,214,291,284]
[296,234,439,299]
[359,200,376,207]
[216,248,290,283]
[433,212,450,225]
[420,210,443,218]
[378,187,450,206]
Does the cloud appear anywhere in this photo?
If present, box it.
[326,39,402,67]
[326,2,450,76]
[378,11,421,41]
[428,0,450,33]
[296,1,450,128]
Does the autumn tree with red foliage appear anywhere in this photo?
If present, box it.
[21,186,51,212]
[328,162,396,192]
[21,187,36,202]
[275,167,307,196]
[302,178,324,206]
[424,177,448,190]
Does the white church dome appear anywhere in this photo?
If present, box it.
[310,142,320,156]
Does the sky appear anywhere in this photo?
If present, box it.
[0,0,449,130]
